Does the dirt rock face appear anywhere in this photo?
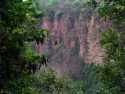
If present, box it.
[36,3,111,78]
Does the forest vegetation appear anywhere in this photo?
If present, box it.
[0,0,125,94]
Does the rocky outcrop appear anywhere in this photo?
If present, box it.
[36,3,111,78]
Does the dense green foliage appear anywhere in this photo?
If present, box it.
[98,0,125,22]
[81,64,101,94]
[97,30,125,94]
[0,0,47,91]
[2,69,84,94]
[90,0,125,94]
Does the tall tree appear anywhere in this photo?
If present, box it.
[0,0,47,91]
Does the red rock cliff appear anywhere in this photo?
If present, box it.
[36,4,111,78]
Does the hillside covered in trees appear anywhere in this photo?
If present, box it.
[0,0,125,94]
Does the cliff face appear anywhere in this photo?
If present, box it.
[36,3,111,78]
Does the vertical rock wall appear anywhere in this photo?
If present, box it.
[36,3,111,78]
